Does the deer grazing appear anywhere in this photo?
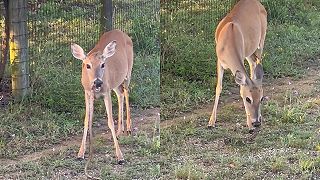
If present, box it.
[208,0,267,132]
[71,29,133,165]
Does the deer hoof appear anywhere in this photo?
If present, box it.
[77,152,85,160]
[126,130,132,135]
[249,129,255,134]
[207,125,216,129]
[76,156,85,160]
[118,159,125,165]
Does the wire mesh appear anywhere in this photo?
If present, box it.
[113,0,160,54]
[161,0,239,81]
[161,0,238,43]
[0,1,8,106]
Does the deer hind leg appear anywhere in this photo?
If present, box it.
[78,91,94,159]
[247,45,265,79]
[208,62,224,128]
[114,86,124,136]
[257,12,267,64]
[104,92,124,164]
[123,80,131,135]
[254,49,262,64]
[246,55,257,79]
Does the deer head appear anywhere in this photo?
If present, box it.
[71,41,117,92]
[235,64,265,130]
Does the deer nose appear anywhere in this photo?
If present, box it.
[252,116,262,127]
[94,79,103,88]
[252,121,261,127]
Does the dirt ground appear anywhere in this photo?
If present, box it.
[0,107,160,179]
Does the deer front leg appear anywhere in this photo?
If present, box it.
[123,83,131,135]
[114,87,124,136]
[78,91,94,159]
[208,63,224,128]
[104,92,124,164]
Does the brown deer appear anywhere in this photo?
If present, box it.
[71,29,133,164]
[208,0,267,132]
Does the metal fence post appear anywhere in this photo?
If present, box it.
[9,0,29,100]
[100,0,113,34]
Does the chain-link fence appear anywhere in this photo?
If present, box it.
[161,0,238,82]
[0,0,159,106]
[161,0,238,42]
[114,0,159,54]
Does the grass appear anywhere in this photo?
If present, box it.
[160,81,320,179]
[160,0,320,119]
[0,128,160,179]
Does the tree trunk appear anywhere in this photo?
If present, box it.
[100,0,113,34]
[0,0,9,82]
[9,0,29,100]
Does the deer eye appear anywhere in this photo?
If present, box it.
[86,64,91,69]
[101,63,105,69]
[261,96,268,103]
[246,97,252,104]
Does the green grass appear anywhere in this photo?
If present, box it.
[0,129,160,179]
[160,83,320,179]
[0,103,81,158]
[160,0,320,119]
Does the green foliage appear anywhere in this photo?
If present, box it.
[264,100,307,124]
[131,16,160,55]
[112,0,160,55]
[300,157,320,172]
[271,158,286,173]
[174,163,206,180]
[263,0,320,26]
[131,54,160,108]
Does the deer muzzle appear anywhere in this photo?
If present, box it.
[93,79,103,92]
[252,116,262,127]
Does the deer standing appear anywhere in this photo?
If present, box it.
[208,0,267,132]
[71,29,133,164]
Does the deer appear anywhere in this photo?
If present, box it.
[70,29,133,167]
[208,0,267,133]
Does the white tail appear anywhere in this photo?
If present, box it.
[208,0,267,132]
[71,29,134,163]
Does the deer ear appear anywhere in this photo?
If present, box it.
[103,40,117,59]
[235,70,248,86]
[253,64,264,82]
[71,43,86,60]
